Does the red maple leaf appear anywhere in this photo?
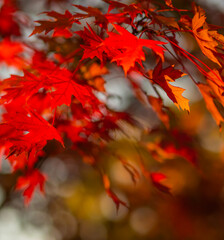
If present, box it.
[1,56,97,109]
[0,109,63,155]
[104,25,166,74]
[78,24,166,74]
[15,169,46,205]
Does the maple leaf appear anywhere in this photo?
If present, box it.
[192,6,221,66]
[149,61,189,111]
[15,169,46,205]
[206,70,224,103]
[104,25,166,74]
[30,10,79,38]
[166,79,190,112]
[196,70,224,127]
[198,83,224,127]
[150,60,184,82]
[0,107,63,172]
[1,56,97,109]
[0,109,63,157]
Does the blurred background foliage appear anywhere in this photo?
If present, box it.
[1,0,224,240]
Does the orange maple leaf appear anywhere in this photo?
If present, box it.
[192,6,221,66]
[166,79,190,112]
[197,70,224,128]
